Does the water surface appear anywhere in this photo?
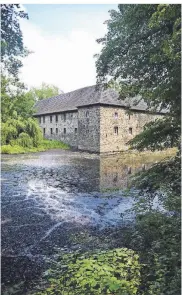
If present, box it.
[1,149,164,294]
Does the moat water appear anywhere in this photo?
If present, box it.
[1,149,167,294]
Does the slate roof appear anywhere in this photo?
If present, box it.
[34,85,164,116]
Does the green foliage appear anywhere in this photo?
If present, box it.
[1,76,35,123]
[27,82,62,101]
[96,4,181,150]
[1,4,29,78]
[1,140,70,154]
[96,4,181,295]
[35,248,141,295]
[1,117,42,147]
[41,139,70,150]
[128,117,180,151]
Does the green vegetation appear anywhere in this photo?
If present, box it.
[1,4,181,295]
[35,249,141,295]
[27,82,62,101]
[1,5,67,155]
[95,4,181,295]
[1,140,69,154]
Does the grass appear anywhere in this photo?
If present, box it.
[1,140,70,154]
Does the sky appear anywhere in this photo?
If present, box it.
[19,4,118,93]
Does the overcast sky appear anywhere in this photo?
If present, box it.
[19,4,118,93]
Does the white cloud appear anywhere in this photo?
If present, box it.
[19,16,107,93]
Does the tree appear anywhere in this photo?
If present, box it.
[27,82,62,101]
[95,5,181,295]
[96,4,181,151]
[1,4,29,79]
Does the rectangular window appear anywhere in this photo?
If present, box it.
[129,127,132,134]
[64,113,66,122]
[114,112,118,119]
[114,126,118,135]
[50,115,52,123]
[43,128,46,135]
[55,115,58,122]
[64,128,66,134]
[75,128,77,134]
[43,116,45,123]
[128,114,131,120]
[50,128,53,134]
[56,128,58,134]
[39,117,41,123]
[86,110,89,117]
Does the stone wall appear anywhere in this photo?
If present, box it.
[100,106,162,153]
[38,111,78,147]
[36,105,163,153]
[77,106,100,153]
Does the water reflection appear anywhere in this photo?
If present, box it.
[99,154,149,191]
[1,149,172,293]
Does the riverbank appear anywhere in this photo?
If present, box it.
[1,139,70,154]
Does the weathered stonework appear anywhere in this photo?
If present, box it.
[78,106,100,153]
[39,111,78,148]
[100,106,161,153]
[34,85,165,153]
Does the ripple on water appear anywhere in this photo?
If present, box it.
[26,179,135,230]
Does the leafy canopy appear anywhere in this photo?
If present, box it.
[96,4,181,151]
[1,4,29,78]
[28,83,63,101]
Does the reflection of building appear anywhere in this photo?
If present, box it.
[99,154,150,191]
[84,153,153,192]
[34,85,164,153]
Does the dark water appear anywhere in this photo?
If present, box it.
[1,149,159,294]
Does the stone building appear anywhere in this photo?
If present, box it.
[34,85,164,153]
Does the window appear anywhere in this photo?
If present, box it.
[43,116,45,123]
[129,127,132,134]
[114,126,118,135]
[43,128,46,135]
[64,113,66,122]
[86,110,89,117]
[50,128,53,134]
[64,128,66,134]
[55,115,58,122]
[114,112,118,119]
[75,128,77,134]
[50,115,52,123]
[128,114,131,120]
[39,117,41,123]
[56,128,58,134]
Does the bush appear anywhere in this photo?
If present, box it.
[11,132,33,148]
[35,248,141,295]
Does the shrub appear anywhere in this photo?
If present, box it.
[12,132,33,148]
[35,248,141,295]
